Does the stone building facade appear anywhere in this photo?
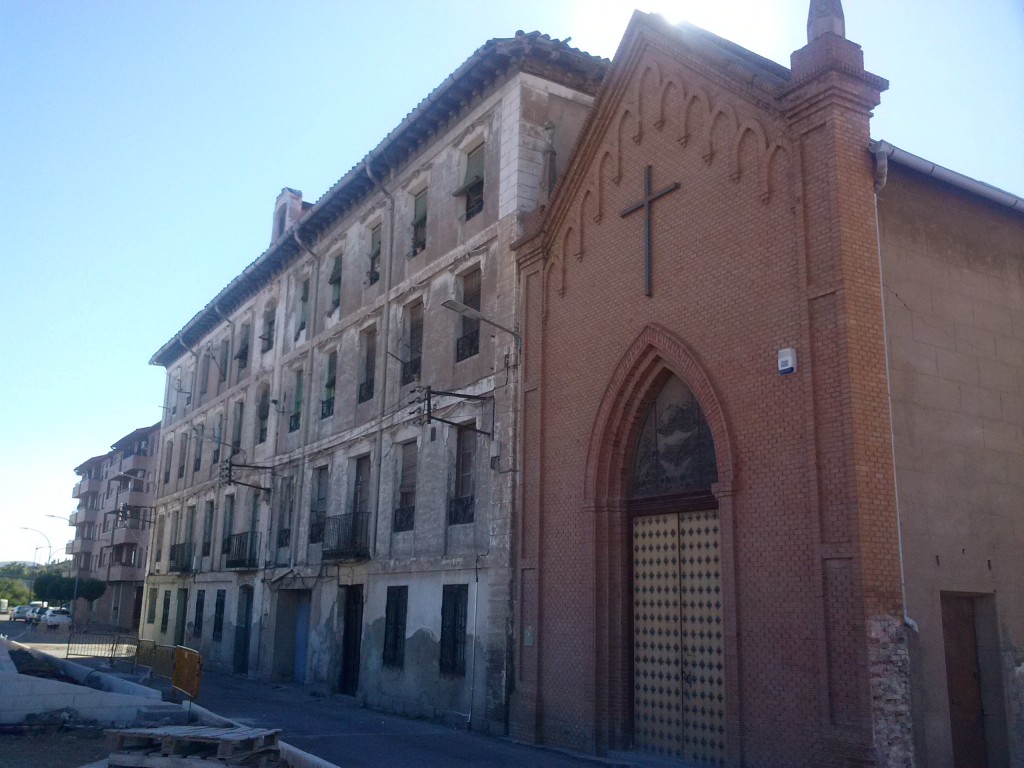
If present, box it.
[143,33,606,729]
[509,7,1022,768]
[70,423,159,629]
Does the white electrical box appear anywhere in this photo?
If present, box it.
[778,347,797,375]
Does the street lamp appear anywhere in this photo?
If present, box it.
[20,527,52,565]
[441,299,522,350]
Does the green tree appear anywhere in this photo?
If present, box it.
[79,579,107,605]
[0,578,32,606]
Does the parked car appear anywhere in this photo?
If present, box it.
[26,606,48,625]
[40,608,72,628]
[10,605,33,621]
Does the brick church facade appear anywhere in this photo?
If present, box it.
[509,5,1023,768]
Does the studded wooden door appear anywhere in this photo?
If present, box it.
[633,509,725,764]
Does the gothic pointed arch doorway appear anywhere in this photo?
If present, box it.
[583,326,736,764]
[629,374,724,763]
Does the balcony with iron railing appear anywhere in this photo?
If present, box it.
[357,379,374,404]
[321,512,370,561]
[455,329,479,362]
[400,357,421,386]
[447,495,475,525]
[224,531,260,570]
[168,542,195,573]
[393,505,415,533]
[321,397,334,419]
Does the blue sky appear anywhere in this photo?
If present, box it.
[2,0,1022,564]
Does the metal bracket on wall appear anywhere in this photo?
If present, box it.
[425,386,492,437]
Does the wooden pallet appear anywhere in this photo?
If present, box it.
[106,725,281,767]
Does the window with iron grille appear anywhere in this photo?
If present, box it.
[455,144,484,221]
[455,269,481,362]
[296,279,309,339]
[290,369,303,432]
[411,189,428,255]
[160,590,171,634]
[327,255,342,313]
[367,225,381,285]
[257,387,270,443]
[322,351,337,419]
[260,303,276,352]
[202,500,214,557]
[383,586,408,668]
[358,328,376,403]
[440,584,468,675]
[448,425,476,525]
[193,590,205,638]
[310,466,328,543]
[146,589,158,624]
[401,303,423,386]
[394,442,417,533]
[212,589,226,642]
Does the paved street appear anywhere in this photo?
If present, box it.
[184,667,618,768]
[3,616,639,768]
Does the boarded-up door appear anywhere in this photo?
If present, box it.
[340,584,363,695]
[633,509,725,764]
[941,594,988,768]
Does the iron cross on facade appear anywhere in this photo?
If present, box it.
[620,165,681,296]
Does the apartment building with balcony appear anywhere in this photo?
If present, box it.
[142,32,606,729]
[70,422,159,629]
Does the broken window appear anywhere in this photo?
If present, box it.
[322,351,337,419]
[260,303,276,352]
[411,188,428,255]
[448,425,476,525]
[455,269,480,362]
[401,302,423,385]
[367,225,382,285]
[289,369,303,433]
[394,442,417,533]
[327,255,342,313]
[454,144,484,221]
[358,328,376,403]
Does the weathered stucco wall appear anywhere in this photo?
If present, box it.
[881,162,1024,768]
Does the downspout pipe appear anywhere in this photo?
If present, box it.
[872,144,919,634]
